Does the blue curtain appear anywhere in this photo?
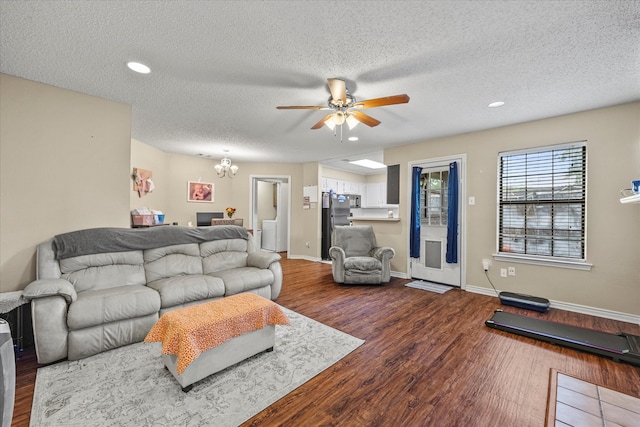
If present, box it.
[410,166,423,258]
[446,161,458,264]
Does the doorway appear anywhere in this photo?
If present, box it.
[409,155,466,287]
[250,175,290,254]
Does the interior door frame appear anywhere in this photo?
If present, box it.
[249,174,291,255]
[406,154,467,289]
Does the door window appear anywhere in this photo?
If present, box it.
[420,170,449,226]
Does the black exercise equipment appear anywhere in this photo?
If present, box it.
[485,310,640,367]
[483,271,550,313]
[498,291,550,313]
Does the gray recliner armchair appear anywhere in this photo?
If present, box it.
[329,225,395,284]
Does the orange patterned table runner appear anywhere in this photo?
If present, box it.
[145,293,289,374]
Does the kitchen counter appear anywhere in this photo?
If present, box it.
[351,217,400,222]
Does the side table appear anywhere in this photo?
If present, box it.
[0,291,28,359]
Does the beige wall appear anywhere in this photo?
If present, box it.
[0,74,131,292]
[384,102,640,315]
[130,138,168,216]
[301,162,322,259]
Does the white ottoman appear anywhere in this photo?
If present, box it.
[163,325,275,391]
[145,293,289,392]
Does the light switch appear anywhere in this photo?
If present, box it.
[468,196,476,205]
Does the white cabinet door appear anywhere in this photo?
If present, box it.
[365,183,386,206]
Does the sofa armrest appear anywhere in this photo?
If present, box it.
[30,297,69,364]
[370,246,395,282]
[328,246,346,283]
[247,252,281,269]
[370,246,395,261]
[23,279,77,303]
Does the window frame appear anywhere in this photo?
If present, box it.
[493,141,592,271]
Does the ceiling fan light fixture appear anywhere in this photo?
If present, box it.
[346,114,360,130]
[324,119,336,130]
[332,111,346,125]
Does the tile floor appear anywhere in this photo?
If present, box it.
[547,370,640,427]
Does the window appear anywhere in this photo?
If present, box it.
[497,142,588,267]
[420,169,448,226]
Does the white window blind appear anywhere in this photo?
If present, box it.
[498,143,586,260]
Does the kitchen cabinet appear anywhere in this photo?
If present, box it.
[364,182,386,207]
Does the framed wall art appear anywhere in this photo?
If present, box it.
[187,181,214,203]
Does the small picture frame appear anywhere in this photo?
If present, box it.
[187,181,214,202]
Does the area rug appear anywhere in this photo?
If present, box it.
[30,307,364,427]
[405,280,453,294]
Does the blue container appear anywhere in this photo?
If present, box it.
[155,214,165,225]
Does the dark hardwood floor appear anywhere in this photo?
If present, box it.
[12,257,640,426]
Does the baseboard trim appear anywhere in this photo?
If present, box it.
[466,285,640,325]
[287,254,321,262]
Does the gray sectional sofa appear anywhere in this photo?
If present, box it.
[23,225,282,364]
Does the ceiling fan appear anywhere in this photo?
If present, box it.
[276,78,410,131]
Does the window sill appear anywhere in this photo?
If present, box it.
[492,253,593,271]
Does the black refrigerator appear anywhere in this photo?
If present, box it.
[321,192,351,260]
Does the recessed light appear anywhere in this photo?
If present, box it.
[126,61,151,74]
[488,101,505,108]
[348,136,359,141]
[349,159,387,169]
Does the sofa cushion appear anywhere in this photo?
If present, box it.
[332,226,377,257]
[344,256,382,272]
[201,239,249,273]
[67,285,161,330]
[60,251,146,292]
[147,275,225,308]
[68,313,159,361]
[143,244,203,283]
[208,267,275,296]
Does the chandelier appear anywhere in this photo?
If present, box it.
[214,151,238,178]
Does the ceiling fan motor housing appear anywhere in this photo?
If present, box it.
[328,93,356,109]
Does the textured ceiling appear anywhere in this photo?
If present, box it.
[1,1,639,174]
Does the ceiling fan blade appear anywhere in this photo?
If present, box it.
[351,110,381,127]
[311,113,335,129]
[353,94,410,109]
[276,105,327,110]
[327,78,347,105]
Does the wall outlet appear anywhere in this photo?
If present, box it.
[482,259,491,271]
[508,266,516,276]
[500,268,507,278]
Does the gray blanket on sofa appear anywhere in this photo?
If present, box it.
[53,226,249,259]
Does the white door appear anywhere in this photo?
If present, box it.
[411,163,462,286]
